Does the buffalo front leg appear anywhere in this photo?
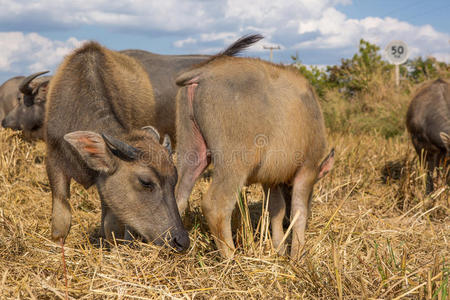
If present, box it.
[47,157,72,242]
[202,173,243,258]
[290,166,316,260]
[265,185,287,254]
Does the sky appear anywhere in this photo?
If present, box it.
[0,0,449,83]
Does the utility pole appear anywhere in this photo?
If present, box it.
[263,45,280,62]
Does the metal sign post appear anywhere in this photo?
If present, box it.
[385,40,409,86]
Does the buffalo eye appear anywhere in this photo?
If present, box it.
[138,177,155,190]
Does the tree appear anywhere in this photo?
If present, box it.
[291,53,328,97]
[326,39,392,96]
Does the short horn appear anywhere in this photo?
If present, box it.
[19,71,50,94]
[162,134,172,155]
[101,134,140,161]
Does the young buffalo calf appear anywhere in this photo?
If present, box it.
[46,42,188,251]
[175,35,334,259]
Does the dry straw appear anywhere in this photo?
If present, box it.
[0,78,448,298]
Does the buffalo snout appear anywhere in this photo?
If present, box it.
[1,116,20,130]
[171,230,190,252]
[155,228,190,252]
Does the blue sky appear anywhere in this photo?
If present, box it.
[0,0,449,83]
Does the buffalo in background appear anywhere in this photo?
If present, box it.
[406,78,450,193]
[2,71,50,140]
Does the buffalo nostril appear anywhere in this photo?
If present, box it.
[173,232,190,252]
[1,118,6,128]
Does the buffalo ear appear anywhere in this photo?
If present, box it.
[141,125,160,142]
[64,131,116,174]
[317,148,335,180]
[35,81,50,103]
[162,134,172,155]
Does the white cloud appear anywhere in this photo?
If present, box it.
[432,52,450,63]
[0,0,217,32]
[173,37,197,48]
[0,0,448,76]
[200,32,239,44]
[295,10,450,63]
[0,32,83,74]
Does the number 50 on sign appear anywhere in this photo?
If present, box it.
[385,40,409,65]
[385,40,409,86]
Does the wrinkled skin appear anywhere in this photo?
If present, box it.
[406,78,450,193]
[2,76,50,140]
[46,42,189,251]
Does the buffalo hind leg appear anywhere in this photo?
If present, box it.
[176,152,208,215]
[47,157,72,243]
[425,153,437,194]
[290,166,316,260]
[264,185,287,254]
[175,85,208,215]
[202,173,243,258]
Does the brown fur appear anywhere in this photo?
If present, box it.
[2,75,51,140]
[0,76,24,122]
[119,49,209,140]
[45,41,189,251]
[175,41,334,259]
[406,78,450,193]
[46,42,156,135]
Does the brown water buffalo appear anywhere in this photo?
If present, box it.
[0,76,24,123]
[175,34,335,259]
[406,78,450,193]
[119,50,209,140]
[46,42,189,251]
[2,71,50,140]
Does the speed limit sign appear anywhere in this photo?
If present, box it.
[385,40,409,65]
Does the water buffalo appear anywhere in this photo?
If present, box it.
[406,78,450,193]
[175,34,334,259]
[46,42,190,251]
[0,76,24,123]
[2,71,50,140]
[119,50,209,140]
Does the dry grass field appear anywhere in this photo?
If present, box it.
[0,80,448,299]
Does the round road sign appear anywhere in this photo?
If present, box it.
[385,40,409,65]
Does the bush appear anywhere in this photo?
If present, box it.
[291,39,449,139]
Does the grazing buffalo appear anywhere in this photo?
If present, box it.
[406,78,450,193]
[2,71,50,140]
[175,34,334,259]
[46,42,190,251]
[0,76,24,123]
